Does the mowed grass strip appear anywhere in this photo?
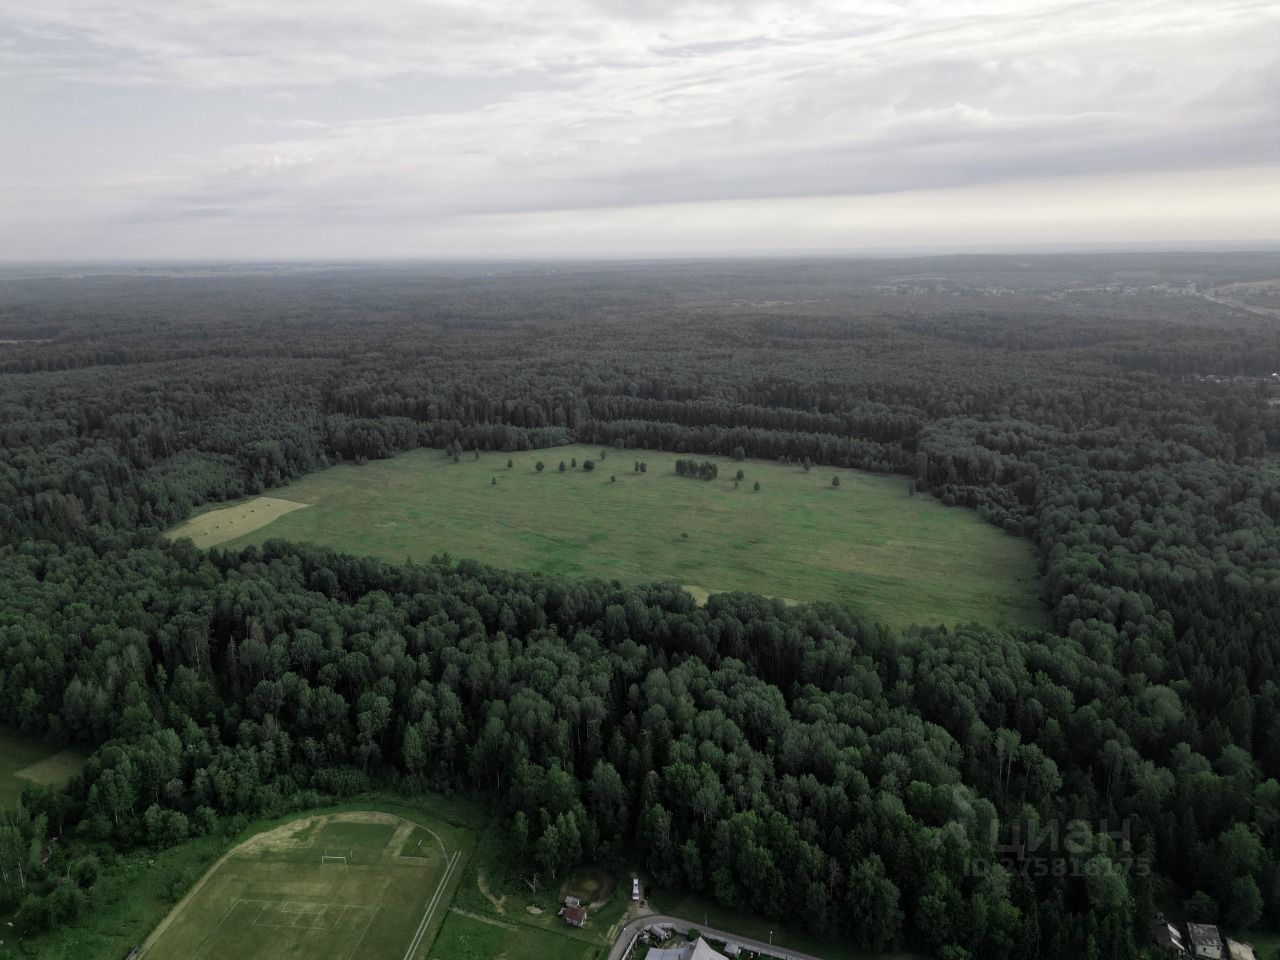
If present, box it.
[176,445,1042,629]
[0,726,88,808]
[140,811,466,960]
[166,496,310,549]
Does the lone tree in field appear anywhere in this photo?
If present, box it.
[536,460,545,472]
[735,468,745,481]
[832,476,840,488]
[559,461,567,472]
[754,481,761,491]
[803,457,812,472]
[583,460,595,471]
[571,457,577,468]
[639,462,647,473]
[507,458,513,468]
[600,449,607,460]
[491,476,497,486]
[611,475,616,482]
[634,461,641,473]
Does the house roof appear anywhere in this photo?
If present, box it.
[564,906,587,923]
[1188,923,1223,946]
[647,937,729,960]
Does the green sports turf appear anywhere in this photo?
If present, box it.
[0,726,87,809]
[173,445,1042,629]
[140,811,466,960]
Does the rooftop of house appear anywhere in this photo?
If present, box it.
[1187,923,1223,945]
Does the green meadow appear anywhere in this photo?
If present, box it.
[169,445,1042,629]
[0,726,87,809]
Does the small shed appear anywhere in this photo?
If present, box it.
[564,905,587,927]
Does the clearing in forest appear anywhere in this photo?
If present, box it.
[139,810,469,960]
[0,726,88,808]
[165,496,310,549]
[169,445,1042,629]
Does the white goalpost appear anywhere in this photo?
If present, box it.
[321,853,349,865]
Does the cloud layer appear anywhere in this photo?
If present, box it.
[2,0,1278,257]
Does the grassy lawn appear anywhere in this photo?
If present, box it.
[0,725,88,809]
[426,910,601,960]
[168,445,1042,629]
[444,822,630,959]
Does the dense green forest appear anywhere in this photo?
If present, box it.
[2,255,1280,959]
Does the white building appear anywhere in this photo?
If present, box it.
[647,937,730,960]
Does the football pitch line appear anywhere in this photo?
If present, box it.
[402,849,459,960]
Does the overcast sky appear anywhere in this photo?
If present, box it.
[2,0,1278,259]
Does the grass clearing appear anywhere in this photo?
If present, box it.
[563,867,617,908]
[139,809,469,960]
[165,496,309,549]
[173,445,1041,629]
[0,726,87,808]
[426,910,599,960]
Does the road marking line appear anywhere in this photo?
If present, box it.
[402,850,459,960]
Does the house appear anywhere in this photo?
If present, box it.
[1187,923,1224,960]
[563,905,587,928]
[1152,921,1189,956]
[647,937,729,960]
[1226,940,1257,960]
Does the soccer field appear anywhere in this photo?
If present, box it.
[140,811,467,960]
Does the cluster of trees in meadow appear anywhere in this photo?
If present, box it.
[674,459,719,480]
[1,257,1280,957]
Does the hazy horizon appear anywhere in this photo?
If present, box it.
[4,0,1279,259]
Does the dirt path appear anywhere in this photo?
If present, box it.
[477,870,507,913]
[450,907,517,930]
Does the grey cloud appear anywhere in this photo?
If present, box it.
[1,0,1278,257]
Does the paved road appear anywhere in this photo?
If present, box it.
[607,912,829,960]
